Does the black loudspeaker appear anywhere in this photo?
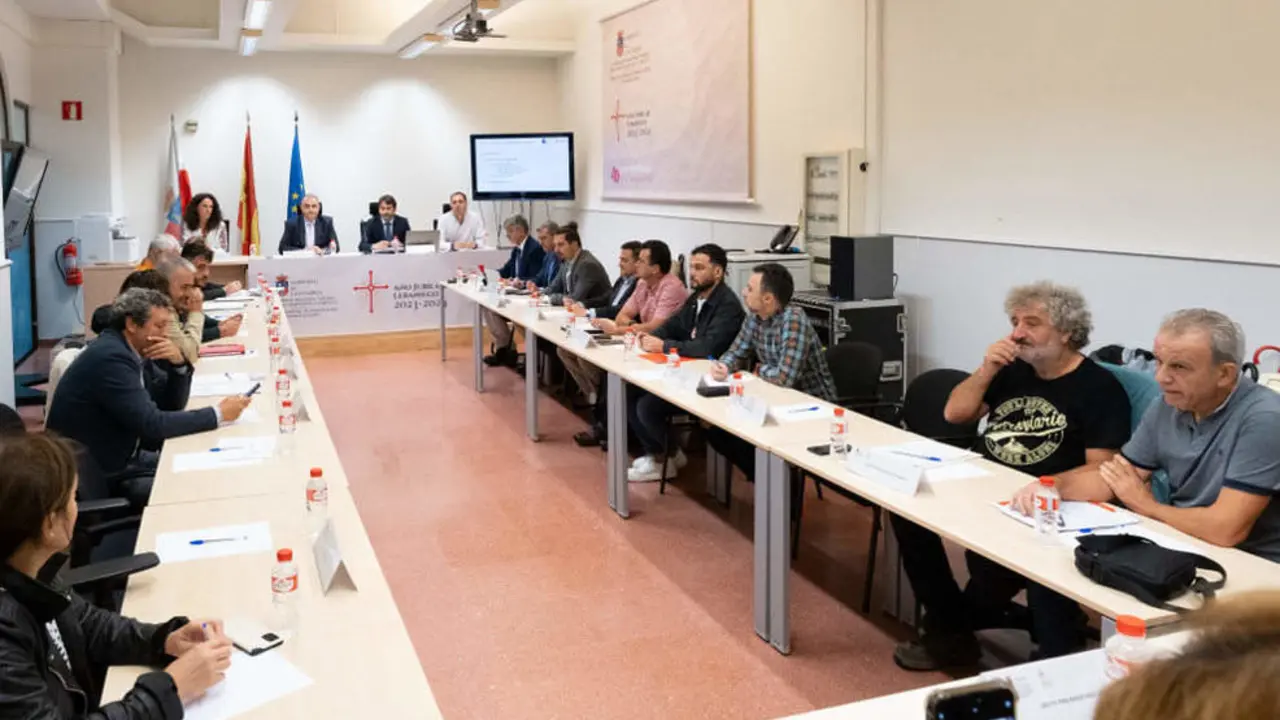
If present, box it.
[829,235,894,301]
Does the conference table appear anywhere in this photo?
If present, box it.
[440,280,1280,658]
[103,293,442,718]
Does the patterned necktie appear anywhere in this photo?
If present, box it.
[384,222,392,241]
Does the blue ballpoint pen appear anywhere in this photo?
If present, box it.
[188,537,243,545]
[892,450,943,462]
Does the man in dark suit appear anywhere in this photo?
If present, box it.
[46,288,251,508]
[544,222,611,307]
[625,244,747,481]
[360,194,412,254]
[278,194,338,255]
[496,215,546,282]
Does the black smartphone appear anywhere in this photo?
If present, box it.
[926,679,1017,720]
[807,443,848,456]
[243,382,262,397]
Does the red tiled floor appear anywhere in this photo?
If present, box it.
[306,349,949,719]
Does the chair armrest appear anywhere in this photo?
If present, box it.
[82,516,142,541]
[64,552,160,589]
[78,498,131,515]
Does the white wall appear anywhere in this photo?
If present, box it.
[0,0,32,107]
[117,38,563,253]
[558,0,867,263]
[30,21,121,219]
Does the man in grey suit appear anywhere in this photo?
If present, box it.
[544,222,611,308]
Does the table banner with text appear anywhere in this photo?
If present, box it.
[247,251,508,337]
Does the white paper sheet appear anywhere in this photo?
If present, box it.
[700,372,754,388]
[980,649,1109,720]
[924,463,990,483]
[629,369,667,382]
[204,300,252,312]
[215,435,277,458]
[996,500,1140,533]
[182,649,313,720]
[191,373,258,398]
[769,403,830,423]
[1059,524,1203,555]
[230,407,262,426]
[171,453,265,474]
[876,439,980,464]
[155,522,274,564]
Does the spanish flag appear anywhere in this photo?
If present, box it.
[237,119,261,256]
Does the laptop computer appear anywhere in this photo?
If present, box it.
[405,230,441,250]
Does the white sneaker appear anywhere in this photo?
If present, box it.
[628,455,662,483]
[630,454,653,470]
[672,449,688,470]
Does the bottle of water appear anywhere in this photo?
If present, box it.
[665,349,681,382]
[275,368,291,406]
[1105,615,1151,680]
[729,372,745,409]
[269,343,283,376]
[623,330,636,360]
[306,467,329,535]
[270,548,298,635]
[830,407,849,457]
[278,400,297,456]
[1034,476,1061,540]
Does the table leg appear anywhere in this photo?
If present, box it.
[472,303,484,393]
[766,450,792,655]
[706,448,729,505]
[439,284,447,362]
[606,372,630,518]
[525,334,539,441]
[753,446,771,644]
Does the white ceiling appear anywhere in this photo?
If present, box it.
[16,0,579,56]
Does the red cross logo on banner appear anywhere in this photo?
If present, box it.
[353,270,389,314]
[610,98,624,142]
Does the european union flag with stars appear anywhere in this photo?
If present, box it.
[287,120,305,219]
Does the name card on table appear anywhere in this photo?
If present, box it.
[567,327,595,351]
[292,391,312,423]
[727,396,770,428]
[845,448,925,496]
[312,518,357,594]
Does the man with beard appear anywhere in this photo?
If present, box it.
[622,244,745,480]
[890,282,1131,671]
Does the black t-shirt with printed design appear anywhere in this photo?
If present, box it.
[980,357,1132,478]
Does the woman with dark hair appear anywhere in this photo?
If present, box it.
[0,433,232,718]
[181,194,228,253]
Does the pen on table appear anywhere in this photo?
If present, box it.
[188,537,244,545]
[891,450,943,462]
[787,406,821,414]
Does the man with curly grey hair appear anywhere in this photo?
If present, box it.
[890,281,1132,672]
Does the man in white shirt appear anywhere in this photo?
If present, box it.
[438,191,487,251]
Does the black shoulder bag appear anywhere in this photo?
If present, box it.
[1074,533,1226,612]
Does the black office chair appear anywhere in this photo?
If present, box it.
[69,446,159,610]
[900,368,980,448]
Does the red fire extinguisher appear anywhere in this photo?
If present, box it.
[57,239,83,286]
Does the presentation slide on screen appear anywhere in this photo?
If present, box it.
[473,136,572,195]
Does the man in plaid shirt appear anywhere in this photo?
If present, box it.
[705,263,836,478]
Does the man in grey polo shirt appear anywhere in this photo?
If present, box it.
[1084,308,1280,561]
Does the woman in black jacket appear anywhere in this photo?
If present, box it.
[0,432,232,719]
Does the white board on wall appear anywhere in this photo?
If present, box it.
[600,0,751,203]
[881,0,1280,266]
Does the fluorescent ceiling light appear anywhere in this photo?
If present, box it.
[240,29,262,56]
[477,0,500,16]
[245,0,272,31]
[399,33,444,59]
